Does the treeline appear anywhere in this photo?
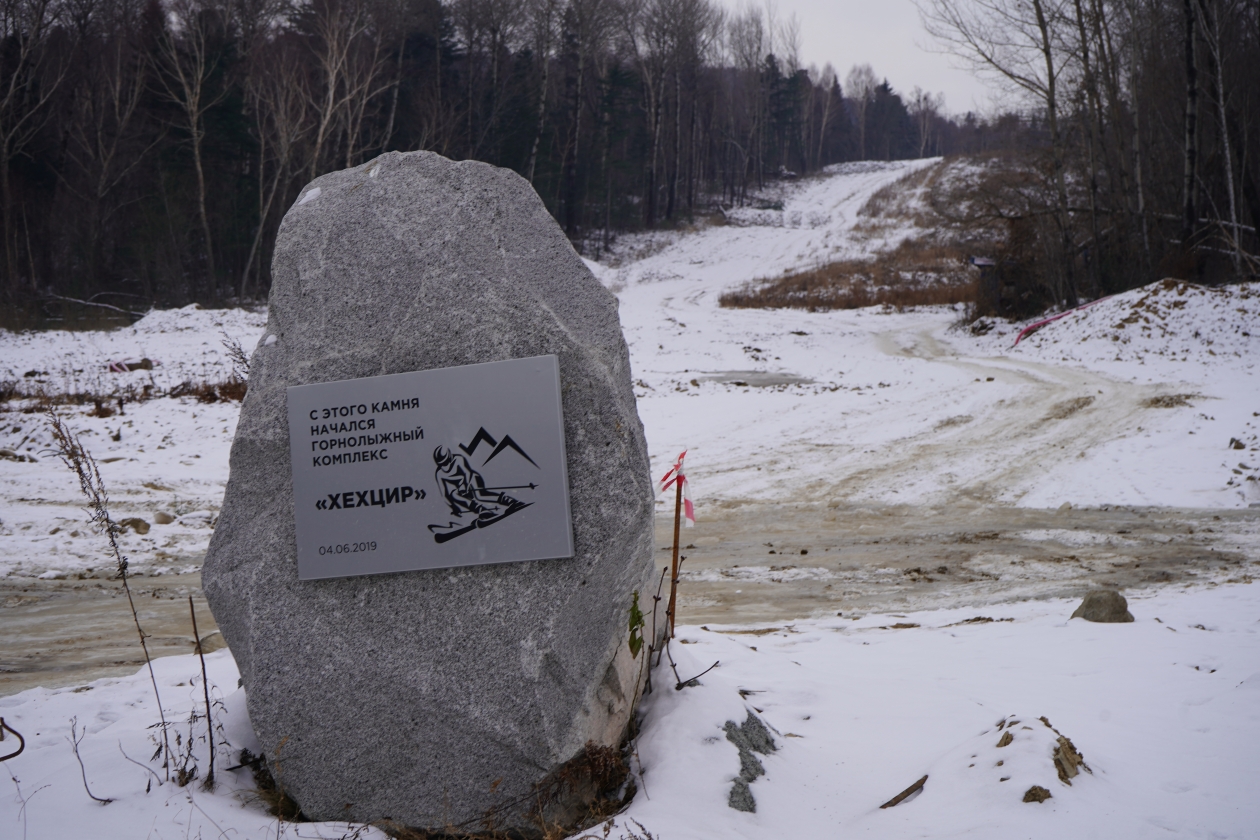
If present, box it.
[1,0,1015,312]
[921,0,1259,314]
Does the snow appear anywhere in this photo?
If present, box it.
[2,160,1258,838]
[625,584,1260,839]
[0,648,382,840]
[2,585,1256,838]
[589,164,1259,511]
[0,307,262,579]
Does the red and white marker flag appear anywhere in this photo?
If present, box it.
[659,449,695,527]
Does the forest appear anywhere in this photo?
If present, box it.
[0,0,1256,315]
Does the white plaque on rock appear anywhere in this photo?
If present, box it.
[286,355,572,579]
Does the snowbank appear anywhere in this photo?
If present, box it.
[0,304,266,395]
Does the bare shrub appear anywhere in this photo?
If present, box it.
[168,379,247,403]
[47,411,173,779]
[220,332,251,382]
[721,239,975,311]
[236,747,304,821]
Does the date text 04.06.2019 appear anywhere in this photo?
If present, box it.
[318,541,377,556]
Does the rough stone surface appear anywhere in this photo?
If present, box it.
[1023,785,1052,803]
[724,711,776,812]
[202,151,655,832]
[1070,590,1135,622]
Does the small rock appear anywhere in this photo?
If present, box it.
[1071,590,1134,623]
[196,631,227,653]
[152,511,175,525]
[1053,735,1086,783]
[117,517,151,535]
[1230,438,1245,450]
[725,711,776,812]
[1023,785,1052,803]
[728,778,756,812]
[1058,501,1073,511]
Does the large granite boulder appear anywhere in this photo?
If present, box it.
[202,151,656,833]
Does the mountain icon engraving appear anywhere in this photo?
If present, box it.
[459,426,539,468]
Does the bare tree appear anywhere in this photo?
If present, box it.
[724,2,768,198]
[61,0,157,284]
[908,86,943,157]
[0,0,70,291]
[918,0,1079,303]
[301,0,389,179]
[560,0,613,234]
[1194,0,1240,273]
[242,36,312,298]
[154,0,231,291]
[845,63,876,160]
[809,63,837,169]
[524,0,560,183]
[617,0,672,225]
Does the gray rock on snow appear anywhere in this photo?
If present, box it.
[725,711,777,812]
[201,151,655,833]
[1070,590,1135,623]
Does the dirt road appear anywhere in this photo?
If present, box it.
[656,502,1258,626]
[3,310,1253,697]
[3,500,1254,697]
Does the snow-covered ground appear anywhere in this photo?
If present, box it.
[1,160,1257,839]
[588,161,1258,511]
[3,584,1255,839]
[0,307,264,579]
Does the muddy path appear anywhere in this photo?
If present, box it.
[655,502,1260,626]
[0,573,220,696]
[2,502,1256,697]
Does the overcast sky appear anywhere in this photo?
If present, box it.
[716,0,999,116]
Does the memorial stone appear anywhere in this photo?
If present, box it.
[202,151,656,833]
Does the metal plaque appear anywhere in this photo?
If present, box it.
[286,355,573,579]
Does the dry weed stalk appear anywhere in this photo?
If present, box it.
[69,717,113,804]
[47,409,173,779]
[7,763,49,840]
[220,331,251,383]
[188,596,216,790]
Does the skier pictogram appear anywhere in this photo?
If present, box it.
[427,428,539,544]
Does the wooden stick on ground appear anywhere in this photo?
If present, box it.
[189,597,216,789]
[666,475,683,638]
[879,774,928,809]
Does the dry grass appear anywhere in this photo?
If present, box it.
[1043,396,1096,420]
[856,164,940,222]
[168,379,247,403]
[1144,394,1196,408]
[0,377,245,414]
[720,239,975,312]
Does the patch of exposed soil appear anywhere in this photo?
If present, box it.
[655,502,1259,625]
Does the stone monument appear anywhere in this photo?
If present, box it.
[202,151,656,833]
